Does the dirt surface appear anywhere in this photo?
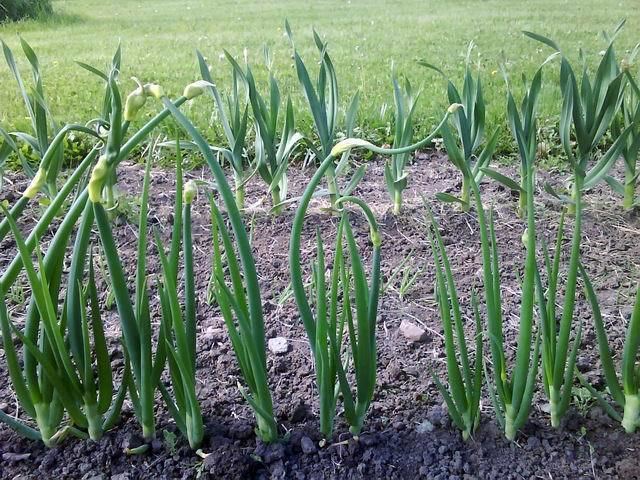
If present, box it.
[1,151,639,479]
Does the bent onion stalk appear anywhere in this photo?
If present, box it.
[290,109,451,437]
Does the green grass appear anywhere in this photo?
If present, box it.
[1,0,638,153]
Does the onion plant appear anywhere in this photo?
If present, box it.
[90,152,166,446]
[533,211,584,428]
[419,42,499,212]
[478,198,540,439]
[290,107,454,437]
[226,47,303,214]
[524,24,631,215]
[525,26,630,427]
[426,208,482,440]
[162,92,278,443]
[0,41,107,245]
[197,52,250,209]
[156,178,203,449]
[2,38,63,198]
[483,61,551,218]
[76,45,123,211]
[580,267,640,433]
[0,68,190,298]
[385,66,421,215]
[285,21,364,210]
[0,66,187,445]
[0,207,127,446]
[608,69,640,210]
[294,196,381,438]
[462,135,540,439]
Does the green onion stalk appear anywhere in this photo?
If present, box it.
[162,87,278,443]
[76,45,124,211]
[53,79,190,446]
[426,207,483,441]
[156,177,203,450]
[580,268,640,433]
[90,148,165,445]
[0,206,128,445]
[225,49,303,214]
[2,38,65,198]
[289,107,454,437]
[467,147,540,440]
[525,28,631,427]
[610,70,640,211]
[293,196,381,438]
[0,79,188,297]
[524,27,630,216]
[197,53,250,210]
[482,58,556,218]
[385,66,421,215]
[419,42,499,212]
[285,21,364,210]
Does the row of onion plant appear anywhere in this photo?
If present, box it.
[0,22,639,452]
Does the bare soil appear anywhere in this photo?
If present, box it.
[0,152,639,479]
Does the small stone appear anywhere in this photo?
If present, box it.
[268,337,289,355]
[300,436,317,454]
[0,402,7,411]
[2,452,30,462]
[270,460,286,479]
[416,420,435,434]
[203,327,225,342]
[399,320,429,343]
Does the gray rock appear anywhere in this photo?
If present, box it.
[203,326,225,342]
[2,452,30,462]
[300,436,317,454]
[416,420,435,434]
[399,320,429,343]
[268,337,289,355]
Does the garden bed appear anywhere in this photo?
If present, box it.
[0,153,639,479]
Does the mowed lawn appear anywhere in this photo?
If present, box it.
[0,0,639,149]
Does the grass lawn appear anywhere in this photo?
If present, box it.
[0,0,639,152]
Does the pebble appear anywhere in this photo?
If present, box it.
[268,337,289,355]
[399,320,429,342]
[2,453,30,462]
[300,436,317,454]
[203,326,225,342]
[416,420,435,434]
